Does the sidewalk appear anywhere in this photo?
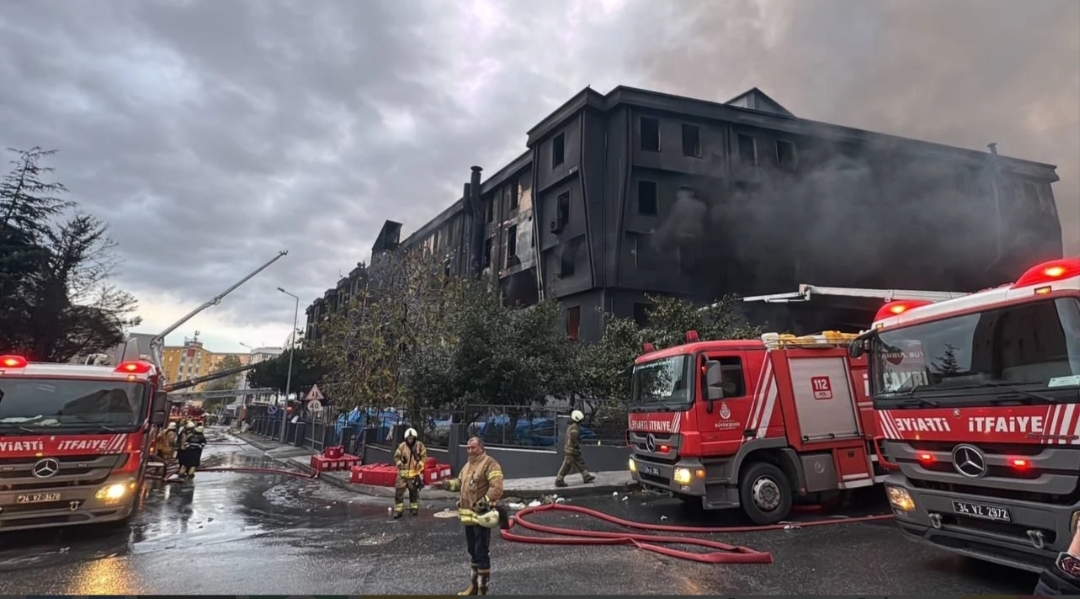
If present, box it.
[229,430,638,500]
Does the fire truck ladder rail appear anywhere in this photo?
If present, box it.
[501,502,894,564]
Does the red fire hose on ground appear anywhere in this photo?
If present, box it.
[501,502,895,564]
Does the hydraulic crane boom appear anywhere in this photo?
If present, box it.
[147,250,288,373]
[163,362,260,393]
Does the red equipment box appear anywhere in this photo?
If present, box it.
[422,463,453,485]
[324,445,345,459]
[310,453,361,473]
[349,463,397,486]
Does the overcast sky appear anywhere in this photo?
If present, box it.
[1,0,1076,354]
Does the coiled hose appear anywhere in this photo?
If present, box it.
[501,502,895,564]
[145,465,319,480]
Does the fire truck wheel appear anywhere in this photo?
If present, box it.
[738,461,792,526]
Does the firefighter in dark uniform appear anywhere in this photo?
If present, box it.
[177,423,207,479]
[392,427,427,518]
[555,410,595,488]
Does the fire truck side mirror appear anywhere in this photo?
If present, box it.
[702,360,725,402]
[150,391,169,426]
[848,341,865,359]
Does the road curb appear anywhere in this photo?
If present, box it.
[228,431,639,501]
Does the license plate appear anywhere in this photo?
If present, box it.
[952,500,1011,522]
[640,465,660,477]
[15,493,61,504]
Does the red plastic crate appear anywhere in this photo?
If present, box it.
[310,454,362,472]
[423,463,453,485]
[324,445,345,459]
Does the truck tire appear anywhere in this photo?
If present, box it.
[738,461,793,526]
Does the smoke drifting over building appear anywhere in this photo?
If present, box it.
[306,86,1064,342]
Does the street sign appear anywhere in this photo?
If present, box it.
[309,399,324,412]
[305,384,325,402]
[267,405,278,415]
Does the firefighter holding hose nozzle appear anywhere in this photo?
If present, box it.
[392,427,427,518]
[435,436,506,596]
[555,410,595,488]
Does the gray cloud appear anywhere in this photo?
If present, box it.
[0,0,1075,342]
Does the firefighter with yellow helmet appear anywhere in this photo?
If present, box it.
[392,427,427,518]
[555,410,595,487]
[435,436,505,595]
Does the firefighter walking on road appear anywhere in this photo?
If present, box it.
[555,410,595,488]
[436,436,505,595]
[393,427,427,518]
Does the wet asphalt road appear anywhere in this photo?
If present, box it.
[0,429,1037,595]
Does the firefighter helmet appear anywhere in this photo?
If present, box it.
[405,427,418,440]
[167,421,177,430]
[571,410,584,423]
[185,421,195,429]
[476,508,500,529]
[195,426,205,433]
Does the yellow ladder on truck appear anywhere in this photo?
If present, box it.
[760,331,860,350]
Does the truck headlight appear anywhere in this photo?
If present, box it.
[96,483,129,501]
[886,486,915,512]
[673,467,692,485]
[628,458,637,473]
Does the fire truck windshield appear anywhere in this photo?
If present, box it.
[0,378,147,432]
[630,355,693,410]
[870,297,1080,406]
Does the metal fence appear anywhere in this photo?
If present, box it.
[461,400,628,449]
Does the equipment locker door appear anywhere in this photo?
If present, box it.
[786,357,861,441]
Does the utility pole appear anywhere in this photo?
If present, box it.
[278,287,300,443]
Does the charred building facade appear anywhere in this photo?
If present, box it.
[305,86,1063,343]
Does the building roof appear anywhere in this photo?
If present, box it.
[526,85,1058,178]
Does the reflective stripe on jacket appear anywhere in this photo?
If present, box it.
[394,440,427,479]
[445,453,504,524]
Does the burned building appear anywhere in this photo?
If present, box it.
[306,86,1063,343]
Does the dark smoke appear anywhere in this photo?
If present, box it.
[629,0,1079,260]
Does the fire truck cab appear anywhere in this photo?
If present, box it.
[0,356,170,532]
[854,257,1080,573]
[627,330,886,525]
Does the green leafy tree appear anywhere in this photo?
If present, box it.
[246,347,327,396]
[0,149,140,361]
[576,293,764,402]
[206,354,245,391]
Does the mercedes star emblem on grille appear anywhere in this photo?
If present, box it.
[951,444,987,478]
[645,434,657,452]
[32,458,61,479]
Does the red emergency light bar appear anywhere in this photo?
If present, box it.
[0,355,27,368]
[686,330,700,342]
[874,300,935,323]
[1013,257,1080,289]
[115,360,152,374]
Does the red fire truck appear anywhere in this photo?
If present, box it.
[0,250,287,533]
[0,356,170,531]
[627,330,889,525]
[852,257,1080,572]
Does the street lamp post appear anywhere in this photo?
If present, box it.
[278,287,300,443]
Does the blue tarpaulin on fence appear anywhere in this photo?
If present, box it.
[334,409,596,447]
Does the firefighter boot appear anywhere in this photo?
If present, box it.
[393,503,404,520]
[583,473,596,484]
[409,502,419,516]
[554,478,568,488]
[458,566,479,595]
[477,568,490,595]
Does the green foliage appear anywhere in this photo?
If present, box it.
[0,147,140,361]
[575,294,764,401]
[246,347,327,396]
[206,354,245,391]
